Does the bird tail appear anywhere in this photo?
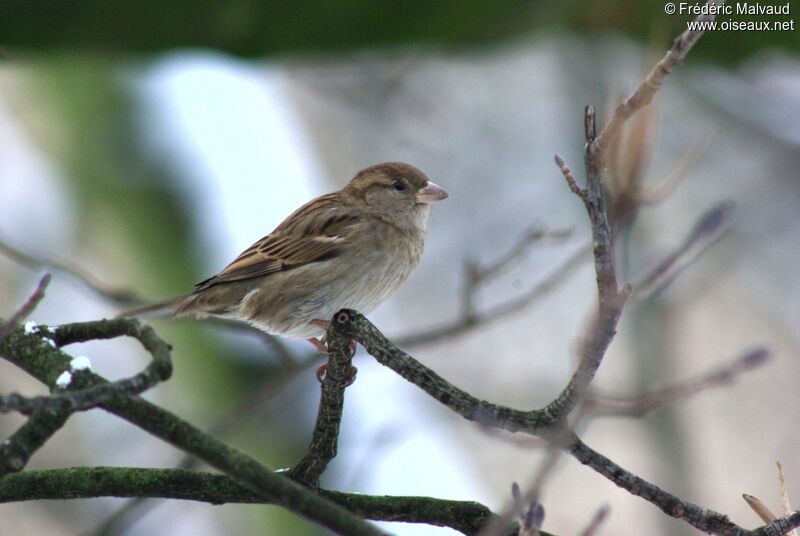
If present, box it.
[116,295,187,319]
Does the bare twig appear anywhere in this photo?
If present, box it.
[0,273,51,343]
[554,155,586,200]
[633,201,735,299]
[569,437,800,536]
[578,504,610,536]
[398,242,589,347]
[0,237,145,307]
[459,225,573,322]
[582,106,620,304]
[745,465,800,536]
[542,0,727,433]
[480,444,564,536]
[472,226,574,287]
[745,494,778,524]
[543,131,629,423]
[585,347,770,417]
[778,462,798,536]
[592,0,725,164]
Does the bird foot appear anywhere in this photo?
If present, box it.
[306,336,357,356]
[309,319,330,330]
[306,319,333,354]
[306,337,329,354]
[316,363,358,386]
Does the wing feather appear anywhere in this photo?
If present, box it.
[193,193,361,292]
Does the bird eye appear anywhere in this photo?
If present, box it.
[392,180,406,192]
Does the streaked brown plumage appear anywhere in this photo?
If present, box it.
[153,162,447,349]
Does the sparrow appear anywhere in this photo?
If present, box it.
[123,162,447,354]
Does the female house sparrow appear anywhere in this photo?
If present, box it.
[129,162,447,352]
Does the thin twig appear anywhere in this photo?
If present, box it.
[542,142,629,423]
[471,226,574,287]
[578,505,610,536]
[569,437,800,535]
[592,0,725,164]
[777,462,798,536]
[397,242,589,347]
[585,347,770,417]
[745,494,777,524]
[0,237,145,307]
[459,224,573,324]
[480,443,565,536]
[542,0,725,426]
[633,201,735,299]
[0,273,51,343]
[554,155,586,200]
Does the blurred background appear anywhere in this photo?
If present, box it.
[1,1,799,535]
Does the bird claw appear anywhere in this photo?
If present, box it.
[315,363,358,386]
[307,337,329,354]
[307,320,357,356]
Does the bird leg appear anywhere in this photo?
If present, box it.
[306,319,331,354]
[306,337,329,354]
[316,362,358,386]
[310,319,357,385]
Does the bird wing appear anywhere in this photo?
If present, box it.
[193,193,362,292]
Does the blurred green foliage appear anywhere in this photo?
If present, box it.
[1,0,797,63]
[1,1,795,533]
[14,56,317,534]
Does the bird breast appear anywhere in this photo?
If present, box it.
[240,221,425,340]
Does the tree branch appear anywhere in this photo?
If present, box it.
[544,141,629,423]
[1,319,172,415]
[0,407,71,477]
[0,321,387,536]
[288,328,355,486]
[329,309,564,436]
[329,310,796,535]
[0,467,531,536]
[0,237,145,307]
[569,438,800,536]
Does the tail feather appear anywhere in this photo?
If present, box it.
[116,295,187,319]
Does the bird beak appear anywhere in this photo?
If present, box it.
[416,181,449,204]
